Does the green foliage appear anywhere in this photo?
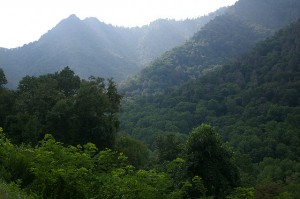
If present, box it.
[255,181,284,199]
[180,176,209,199]
[0,180,37,199]
[256,158,300,183]
[156,132,186,163]
[226,187,254,199]
[0,127,34,187]
[0,130,180,199]
[115,134,149,168]
[164,158,187,190]
[29,134,92,198]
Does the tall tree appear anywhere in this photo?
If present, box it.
[0,68,15,131]
[0,68,7,87]
[55,66,80,96]
[186,124,240,198]
[70,77,122,149]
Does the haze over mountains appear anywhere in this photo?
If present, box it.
[0,8,225,88]
[121,0,300,96]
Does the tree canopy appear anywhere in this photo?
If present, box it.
[186,124,240,198]
[1,67,122,149]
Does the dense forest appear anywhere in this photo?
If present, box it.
[120,19,300,198]
[0,0,300,198]
[1,68,242,198]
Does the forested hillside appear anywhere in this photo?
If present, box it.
[120,19,300,198]
[120,0,300,96]
[0,9,225,88]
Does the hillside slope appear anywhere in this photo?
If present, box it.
[120,19,300,195]
[121,18,300,141]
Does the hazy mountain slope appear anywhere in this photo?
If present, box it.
[230,0,300,30]
[0,10,224,88]
[120,0,300,96]
[120,14,269,95]
[137,7,227,65]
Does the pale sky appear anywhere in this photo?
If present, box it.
[0,0,238,48]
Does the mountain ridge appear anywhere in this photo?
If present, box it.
[0,9,226,88]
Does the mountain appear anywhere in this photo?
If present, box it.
[120,0,300,96]
[0,9,225,88]
[120,17,300,195]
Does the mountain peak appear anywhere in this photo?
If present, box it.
[57,14,81,26]
[67,14,80,21]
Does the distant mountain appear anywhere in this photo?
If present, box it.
[0,9,225,88]
[120,0,300,96]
